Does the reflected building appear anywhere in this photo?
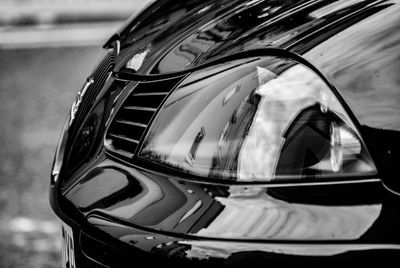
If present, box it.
[66,165,226,235]
[209,93,261,180]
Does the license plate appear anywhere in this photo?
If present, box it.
[61,222,76,268]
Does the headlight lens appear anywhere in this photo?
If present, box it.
[137,55,376,182]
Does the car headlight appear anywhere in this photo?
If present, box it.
[106,51,377,183]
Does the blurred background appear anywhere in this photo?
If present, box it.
[0,0,150,267]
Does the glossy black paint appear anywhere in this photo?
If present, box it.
[111,0,400,130]
[135,54,376,182]
[51,0,400,266]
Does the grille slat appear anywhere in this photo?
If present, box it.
[105,75,186,158]
[131,92,169,96]
[115,120,147,128]
[117,108,153,125]
[124,94,166,109]
[112,121,144,141]
[123,106,158,112]
[108,134,140,144]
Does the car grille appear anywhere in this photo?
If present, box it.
[66,51,114,172]
[70,51,115,134]
[105,75,185,158]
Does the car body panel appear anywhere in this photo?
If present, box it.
[58,155,400,264]
[111,0,400,130]
[50,0,400,266]
[64,157,400,242]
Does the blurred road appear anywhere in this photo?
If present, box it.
[0,22,123,49]
[0,46,104,267]
[0,1,152,266]
[0,0,151,48]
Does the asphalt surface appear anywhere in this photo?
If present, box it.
[0,0,150,49]
[0,22,123,49]
[0,2,150,266]
[0,46,103,267]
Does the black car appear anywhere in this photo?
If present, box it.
[50,0,400,267]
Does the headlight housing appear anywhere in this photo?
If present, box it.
[106,51,377,183]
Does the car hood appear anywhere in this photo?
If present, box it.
[110,0,400,130]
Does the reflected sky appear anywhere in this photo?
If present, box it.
[195,187,381,240]
[304,1,400,130]
[237,64,345,181]
[183,239,392,259]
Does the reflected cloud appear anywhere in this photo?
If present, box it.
[305,1,400,130]
[125,47,151,71]
[195,188,381,240]
[238,64,339,181]
[183,240,393,259]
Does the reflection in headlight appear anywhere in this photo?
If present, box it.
[140,56,376,182]
[238,64,345,181]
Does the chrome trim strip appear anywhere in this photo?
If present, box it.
[131,92,169,96]
[105,155,381,188]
